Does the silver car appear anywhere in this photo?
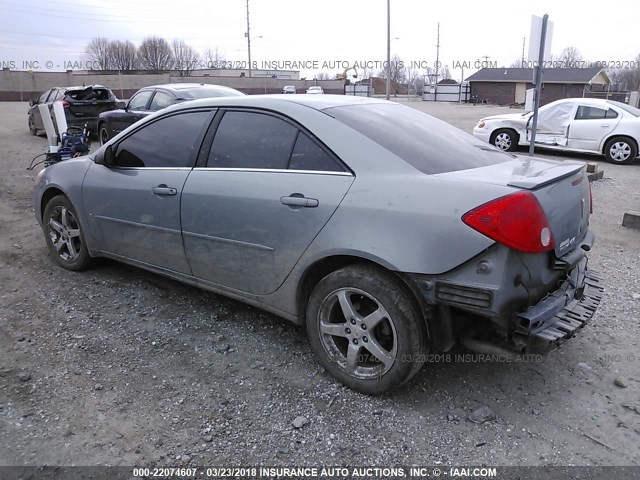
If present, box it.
[33,95,603,394]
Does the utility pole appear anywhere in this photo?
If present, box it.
[521,37,526,67]
[528,14,549,157]
[434,22,440,81]
[386,0,391,100]
[434,23,440,101]
[246,0,252,78]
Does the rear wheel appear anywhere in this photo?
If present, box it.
[491,128,518,152]
[306,264,427,395]
[604,136,637,165]
[43,195,92,271]
[99,124,110,146]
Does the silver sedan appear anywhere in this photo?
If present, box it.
[34,95,603,394]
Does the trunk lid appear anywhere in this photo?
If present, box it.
[438,156,590,258]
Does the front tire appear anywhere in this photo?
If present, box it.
[604,137,637,165]
[306,264,427,395]
[491,128,518,152]
[42,195,92,271]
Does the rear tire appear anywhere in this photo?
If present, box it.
[42,195,93,271]
[604,136,637,165]
[99,124,110,146]
[306,264,427,395]
[490,128,518,152]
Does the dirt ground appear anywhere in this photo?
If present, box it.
[1,100,639,468]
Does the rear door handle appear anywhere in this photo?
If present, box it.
[152,184,177,196]
[280,194,319,208]
[601,124,610,127]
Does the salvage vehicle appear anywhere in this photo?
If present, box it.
[473,98,640,165]
[34,95,603,394]
[28,85,118,136]
[97,83,244,145]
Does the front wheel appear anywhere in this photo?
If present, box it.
[306,264,427,395]
[42,195,92,271]
[99,124,110,146]
[604,137,637,165]
[491,129,518,152]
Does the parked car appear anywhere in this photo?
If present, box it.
[97,83,245,145]
[306,86,324,94]
[28,85,117,136]
[473,98,640,164]
[34,95,602,394]
[282,85,297,94]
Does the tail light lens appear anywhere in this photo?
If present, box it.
[462,191,555,253]
[61,100,70,108]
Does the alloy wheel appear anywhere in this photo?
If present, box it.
[47,206,82,262]
[317,287,397,380]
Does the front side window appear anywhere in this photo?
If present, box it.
[207,111,297,169]
[128,90,153,111]
[114,111,210,168]
[149,91,174,111]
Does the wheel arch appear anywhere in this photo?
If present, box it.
[39,186,67,223]
[296,254,432,340]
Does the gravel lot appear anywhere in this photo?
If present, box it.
[1,99,639,468]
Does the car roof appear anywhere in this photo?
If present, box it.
[166,94,390,112]
[141,83,238,92]
[551,97,619,108]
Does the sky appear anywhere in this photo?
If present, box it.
[1,0,639,81]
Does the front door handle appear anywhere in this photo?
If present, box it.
[280,193,319,208]
[152,184,177,196]
[601,124,610,127]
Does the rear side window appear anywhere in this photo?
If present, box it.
[114,111,210,168]
[328,103,510,174]
[290,133,343,172]
[207,111,297,169]
[575,106,608,120]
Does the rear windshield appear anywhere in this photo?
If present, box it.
[608,100,640,117]
[327,103,512,174]
[179,87,245,99]
[65,87,112,101]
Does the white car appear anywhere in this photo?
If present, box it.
[473,98,640,165]
[306,86,324,94]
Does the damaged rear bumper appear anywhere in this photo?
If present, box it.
[512,258,604,353]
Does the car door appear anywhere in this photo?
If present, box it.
[527,101,576,146]
[31,89,53,130]
[567,105,621,151]
[181,109,354,295]
[82,108,214,274]
[111,89,154,136]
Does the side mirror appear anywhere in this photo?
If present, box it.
[29,99,35,107]
[95,145,116,166]
[116,101,126,110]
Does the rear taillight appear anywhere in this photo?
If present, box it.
[61,100,70,108]
[462,191,555,253]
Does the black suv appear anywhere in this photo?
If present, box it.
[97,83,245,145]
[28,85,117,136]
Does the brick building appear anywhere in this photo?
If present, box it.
[466,67,610,106]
